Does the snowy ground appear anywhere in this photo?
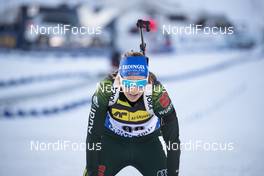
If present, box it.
[0,47,264,176]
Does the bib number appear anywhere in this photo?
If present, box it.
[122,126,145,133]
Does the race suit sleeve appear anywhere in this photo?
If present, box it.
[85,78,112,176]
[153,83,181,176]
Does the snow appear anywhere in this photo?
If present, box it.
[1,0,264,174]
[0,47,264,176]
[170,48,264,176]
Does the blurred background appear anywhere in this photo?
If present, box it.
[0,0,264,175]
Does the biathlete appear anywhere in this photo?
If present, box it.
[84,51,181,176]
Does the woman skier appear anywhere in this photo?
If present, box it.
[84,51,181,176]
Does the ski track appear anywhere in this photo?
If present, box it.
[0,48,264,176]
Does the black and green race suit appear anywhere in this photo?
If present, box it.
[84,72,180,176]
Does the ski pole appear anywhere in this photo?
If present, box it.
[136,19,151,56]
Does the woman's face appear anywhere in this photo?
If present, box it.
[121,76,146,102]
